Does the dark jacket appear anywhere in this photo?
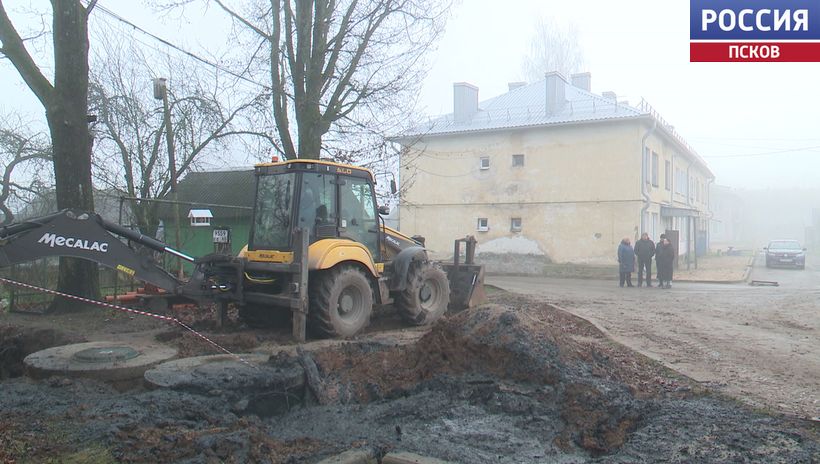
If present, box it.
[617,242,635,273]
[655,242,675,280]
[634,238,656,260]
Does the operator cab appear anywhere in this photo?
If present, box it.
[250,159,381,261]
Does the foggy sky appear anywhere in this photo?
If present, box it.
[2,0,819,190]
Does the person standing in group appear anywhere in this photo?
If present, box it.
[656,233,667,281]
[617,237,635,287]
[634,232,656,287]
[656,236,675,289]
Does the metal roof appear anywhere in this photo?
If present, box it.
[407,78,644,137]
[159,169,256,219]
[401,76,713,177]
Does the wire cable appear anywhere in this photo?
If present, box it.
[93,3,271,91]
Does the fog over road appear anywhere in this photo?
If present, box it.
[487,255,820,418]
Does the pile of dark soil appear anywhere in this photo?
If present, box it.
[0,295,816,463]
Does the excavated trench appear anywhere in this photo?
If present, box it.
[0,324,84,379]
[1,297,818,463]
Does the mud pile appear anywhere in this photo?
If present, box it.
[303,302,671,456]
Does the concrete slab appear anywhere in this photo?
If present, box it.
[24,341,178,384]
[384,453,453,464]
[144,353,303,393]
[145,353,306,417]
[314,449,375,464]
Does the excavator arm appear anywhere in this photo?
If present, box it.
[0,209,187,293]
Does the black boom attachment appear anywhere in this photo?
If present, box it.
[0,209,185,292]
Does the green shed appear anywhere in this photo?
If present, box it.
[157,169,256,271]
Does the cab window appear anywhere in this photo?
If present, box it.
[298,173,337,243]
[340,177,379,260]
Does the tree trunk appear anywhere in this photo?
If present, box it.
[48,0,99,310]
[297,107,323,159]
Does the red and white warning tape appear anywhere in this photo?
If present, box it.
[0,276,257,369]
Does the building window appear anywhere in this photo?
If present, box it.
[510,217,522,232]
[476,218,489,232]
[664,160,671,191]
[651,212,659,239]
[644,148,650,185]
[480,156,490,170]
[651,151,659,187]
[512,154,525,167]
[675,168,688,196]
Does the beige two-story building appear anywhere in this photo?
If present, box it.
[396,72,714,265]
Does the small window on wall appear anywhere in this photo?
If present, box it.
[651,152,659,187]
[664,160,671,191]
[477,218,489,231]
[644,148,650,185]
[512,154,525,167]
[510,217,522,232]
[480,156,490,170]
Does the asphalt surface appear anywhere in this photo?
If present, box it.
[752,252,818,288]
[487,254,820,418]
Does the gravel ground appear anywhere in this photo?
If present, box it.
[488,254,820,419]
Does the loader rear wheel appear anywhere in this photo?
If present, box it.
[396,261,450,326]
[309,266,373,338]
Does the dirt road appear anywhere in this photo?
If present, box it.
[488,254,820,419]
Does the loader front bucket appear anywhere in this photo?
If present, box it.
[443,263,486,311]
[442,235,487,311]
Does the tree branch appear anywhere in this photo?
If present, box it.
[0,0,55,107]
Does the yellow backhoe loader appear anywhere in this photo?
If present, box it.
[0,159,485,340]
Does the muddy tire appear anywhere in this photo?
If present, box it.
[395,261,450,326]
[309,266,373,338]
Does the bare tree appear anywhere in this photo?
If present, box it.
[89,33,272,237]
[0,115,52,225]
[0,0,99,305]
[521,17,585,83]
[170,0,451,160]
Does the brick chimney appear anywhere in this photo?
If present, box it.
[545,72,566,114]
[570,72,591,92]
[453,82,479,124]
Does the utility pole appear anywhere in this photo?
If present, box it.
[153,78,183,278]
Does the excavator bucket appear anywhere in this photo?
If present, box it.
[442,236,487,311]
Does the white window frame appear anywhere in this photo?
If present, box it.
[644,148,650,185]
[476,217,489,232]
[480,156,490,170]
[510,217,522,232]
[651,151,659,187]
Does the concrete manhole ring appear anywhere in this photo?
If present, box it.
[144,353,304,393]
[24,341,178,384]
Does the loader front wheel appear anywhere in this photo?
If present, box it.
[309,266,373,338]
[396,261,450,326]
